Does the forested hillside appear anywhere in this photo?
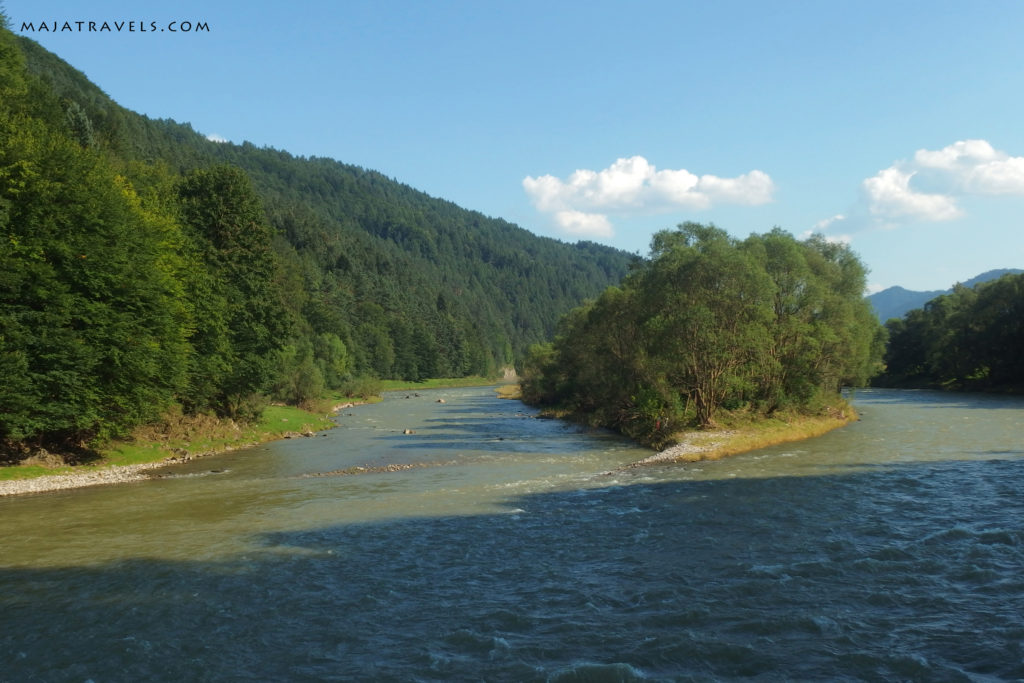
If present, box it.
[867,269,1022,322]
[878,273,1024,391]
[0,23,633,453]
[521,224,886,447]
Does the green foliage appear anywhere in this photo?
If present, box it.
[880,274,1024,390]
[1,27,633,454]
[0,17,26,102]
[641,224,775,427]
[0,115,190,444]
[521,223,885,443]
[336,375,383,399]
[63,100,95,148]
[272,339,325,406]
[176,165,290,418]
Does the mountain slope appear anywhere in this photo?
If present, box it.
[868,286,947,323]
[14,33,635,375]
[868,269,1023,322]
[1,27,637,449]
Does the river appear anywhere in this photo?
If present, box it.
[1,387,1022,681]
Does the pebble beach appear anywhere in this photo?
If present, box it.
[0,461,166,497]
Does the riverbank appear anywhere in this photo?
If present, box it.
[2,389,857,496]
[0,402,356,497]
[379,374,511,392]
[622,407,859,469]
[0,377,510,497]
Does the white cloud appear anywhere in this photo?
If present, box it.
[966,156,1024,195]
[553,210,614,238]
[812,214,846,231]
[913,139,998,170]
[862,166,963,222]
[648,167,702,206]
[206,133,229,143]
[861,139,1024,224]
[696,170,775,206]
[800,228,852,246]
[523,155,775,238]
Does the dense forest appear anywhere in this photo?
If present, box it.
[521,224,887,447]
[877,273,1024,391]
[0,22,634,454]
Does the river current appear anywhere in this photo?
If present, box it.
[1,387,1023,681]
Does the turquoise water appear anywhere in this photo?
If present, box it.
[1,387,1022,680]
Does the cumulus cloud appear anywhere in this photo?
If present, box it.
[861,139,1024,224]
[799,228,851,246]
[523,155,775,238]
[862,166,963,222]
[812,214,846,231]
[206,133,229,143]
[553,210,614,238]
[912,139,998,170]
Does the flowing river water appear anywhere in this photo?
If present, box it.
[1,387,1023,681]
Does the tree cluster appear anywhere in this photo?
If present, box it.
[880,273,1024,390]
[521,224,886,446]
[0,25,633,451]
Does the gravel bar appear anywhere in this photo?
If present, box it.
[0,462,168,497]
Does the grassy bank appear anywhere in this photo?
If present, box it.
[495,384,522,399]
[625,403,858,468]
[0,376,506,483]
[521,386,859,467]
[378,375,507,392]
[0,404,337,483]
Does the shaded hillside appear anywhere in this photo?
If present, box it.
[1,25,634,451]
[14,34,634,375]
[868,269,1022,322]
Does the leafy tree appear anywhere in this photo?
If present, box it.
[880,273,1024,390]
[639,224,775,427]
[522,223,884,445]
[177,165,290,418]
[970,275,1024,385]
[272,339,325,406]
[0,116,189,444]
[0,12,26,104]
[63,100,95,148]
[313,332,352,388]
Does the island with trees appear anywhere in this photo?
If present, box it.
[520,223,887,451]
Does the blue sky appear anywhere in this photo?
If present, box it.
[7,0,1024,292]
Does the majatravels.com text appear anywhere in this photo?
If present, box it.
[20,20,210,33]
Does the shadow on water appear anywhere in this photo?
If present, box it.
[3,458,1023,682]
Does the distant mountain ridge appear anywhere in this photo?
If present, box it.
[868,269,1024,322]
